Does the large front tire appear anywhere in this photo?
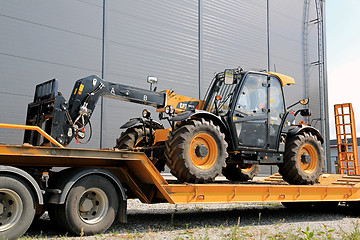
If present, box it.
[278,132,324,185]
[115,126,166,172]
[0,175,35,240]
[165,119,228,183]
[54,175,119,235]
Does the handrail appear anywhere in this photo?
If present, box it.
[0,123,64,148]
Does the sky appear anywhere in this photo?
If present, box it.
[326,1,360,139]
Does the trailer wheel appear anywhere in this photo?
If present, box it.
[115,126,166,172]
[0,175,35,240]
[222,164,260,181]
[279,132,324,185]
[165,119,228,183]
[55,175,119,235]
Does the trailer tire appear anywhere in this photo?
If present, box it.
[115,126,166,172]
[222,164,260,181]
[165,119,228,183]
[55,175,119,235]
[278,132,324,185]
[0,175,35,240]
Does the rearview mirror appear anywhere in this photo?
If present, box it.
[147,76,158,85]
[300,98,309,105]
[224,69,235,84]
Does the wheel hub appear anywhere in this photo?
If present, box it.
[301,153,311,164]
[195,144,208,158]
[190,133,218,169]
[299,143,319,173]
[0,190,23,232]
[78,188,108,224]
[79,198,94,212]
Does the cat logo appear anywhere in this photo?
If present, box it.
[179,103,187,109]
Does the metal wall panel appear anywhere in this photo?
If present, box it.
[0,0,103,147]
[103,0,199,148]
[0,1,326,174]
[202,0,268,97]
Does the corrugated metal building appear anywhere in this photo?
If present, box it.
[0,1,329,174]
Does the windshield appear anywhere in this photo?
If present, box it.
[204,76,238,116]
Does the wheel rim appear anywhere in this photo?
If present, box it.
[78,188,109,225]
[0,189,23,232]
[190,133,218,169]
[299,143,318,173]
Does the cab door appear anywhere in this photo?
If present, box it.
[230,73,269,149]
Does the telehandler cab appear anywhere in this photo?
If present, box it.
[24,67,324,185]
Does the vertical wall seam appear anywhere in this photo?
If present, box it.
[267,0,270,72]
[100,0,107,148]
[198,0,203,99]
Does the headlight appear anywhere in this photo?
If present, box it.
[142,109,151,118]
[165,105,175,114]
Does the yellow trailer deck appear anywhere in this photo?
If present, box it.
[1,143,360,205]
[1,123,360,240]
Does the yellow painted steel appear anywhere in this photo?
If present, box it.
[0,123,64,148]
[268,72,296,86]
[157,89,205,113]
[162,183,360,204]
[153,128,170,145]
[1,131,360,205]
[334,103,359,175]
[162,173,360,204]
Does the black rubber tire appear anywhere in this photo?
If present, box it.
[115,126,166,172]
[165,119,228,183]
[278,132,324,185]
[222,164,260,181]
[53,175,119,236]
[0,175,36,240]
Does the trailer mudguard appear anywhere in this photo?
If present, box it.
[48,168,127,223]
[0,165,44,204]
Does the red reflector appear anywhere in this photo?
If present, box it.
[216,95,222,101]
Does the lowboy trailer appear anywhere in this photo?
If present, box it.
[0,123,360,239]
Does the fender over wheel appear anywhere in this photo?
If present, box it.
[0,175,36,240]
[115,126,166,172]
[52,175,119,235]
[165,119,228,183]
[222,164,260,181]
[278,131,324,185]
